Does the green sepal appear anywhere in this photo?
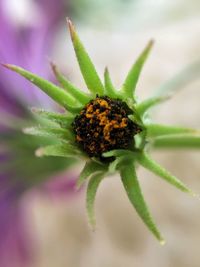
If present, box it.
[67,18,104,96]
[2,64,80,112]
[0,132,76,185]
[154,60,200,97]
[108,156,132,173]
[136,151,195,195]
[137,61,200,115]
[146,124,199,138]
[121,40,154,99]
[104,67,119,98]
[152,134,200,149]
[51,62,91,104]
[77,160,106,189]
[103,149,135,173]
[86,171,105,229]
[103,149,134,158]
[136,96,169,116]
[35,144,81,158]
[120,163,165,244]
[31,108,74,128]
[108,158,121,173]
[23,126,74,142]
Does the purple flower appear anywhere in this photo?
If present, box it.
[0,183,34,267]
[0,1,78,266]
[0,0,64,107]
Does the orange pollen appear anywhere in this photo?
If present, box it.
[72,96,142,158]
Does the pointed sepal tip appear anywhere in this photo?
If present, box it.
[66,17,75,40]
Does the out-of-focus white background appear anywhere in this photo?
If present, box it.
[4,0,200,266]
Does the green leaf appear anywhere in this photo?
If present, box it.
[50,62,91,104]
[121,40,154,99]
[136,151,195,195]
[152,134,200,149]
[67,18,104,95]
[146,124,199,138]
[31,108,74,128]
[86,172,105,228]
[120,163,165,243]
[2,64,82,113]
[104,67,118,97]
[77,161,106,189]
[136,96,169,116]
[23,126,74,142]
[35,144,81,158]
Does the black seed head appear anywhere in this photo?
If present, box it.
[72,96,142,158]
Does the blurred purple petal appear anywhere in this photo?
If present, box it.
[0,0,65,108]
[0,1,77,267]
[0,179,34,267]
[0,81,26,116]
[40,171,82,200]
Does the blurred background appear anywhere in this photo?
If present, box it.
[0,0,200,266]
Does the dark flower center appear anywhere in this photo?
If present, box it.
[72,96,142,158]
